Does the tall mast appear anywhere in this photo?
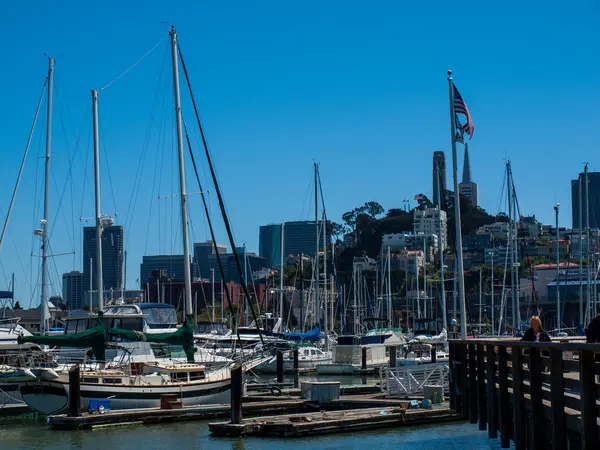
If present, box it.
[387,246,392,327]
[490,252,494,335]
[91,89,104,311]
[579,173,584,325]
[169,27,193,318]
[279,223,285,321]
[512,178,521,329]
[322,211,328,337]
[416,253,420,318]
[40,57,54,334]
[447,71,467,339]
[314,163,320,328]
[554,203,560,331]
[585,163,591,321]
[507,161,516,333]
[423,238,427,317]
[436,161,447,331]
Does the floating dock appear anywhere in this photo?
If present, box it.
[208,405,460,437]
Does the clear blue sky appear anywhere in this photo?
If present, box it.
[1,1,599,306]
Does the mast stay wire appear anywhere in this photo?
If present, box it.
[178,43,264,343]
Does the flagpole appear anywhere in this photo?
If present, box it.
[447,70,467,340]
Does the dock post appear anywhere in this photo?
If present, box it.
[68,364,81,417]
[497,345,510,448]
[529,347,545,450]
[459,341,469,420]
[511,345,526,450]
[389,346,397,368]
[476,343,487,431]
[293,347,299,388]
[468,343,478,424]
[486,344,497,439]
[431,346,437,363]
[449,342,457,410]
[580,349,599,450]
[361,347,367,370]
[230,364,243,425]
[549,347,565,450]
[276,351,284,384]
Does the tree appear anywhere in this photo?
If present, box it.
[364,201,384,218]
[330,221,346,239]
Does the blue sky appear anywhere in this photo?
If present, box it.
[1,1,599,305]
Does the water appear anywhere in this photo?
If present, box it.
[0,417,504,449]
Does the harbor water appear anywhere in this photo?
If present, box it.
[0,417,504,449]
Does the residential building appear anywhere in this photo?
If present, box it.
[519,215,541,239]
[390,249,423,273]
[477,222,509,239]
[571,171,600,229]
[432,151,446,208]
[82,225,124,300]
[381,232,438,261]
[193,241,227,280]
[462,232,493,253]
[413,207,447,251]
[62,271,84,310]
[536,239,570,260]
[458,144,478,206]
[353,256,377,271]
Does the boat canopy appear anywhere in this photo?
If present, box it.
[283,325,321,342]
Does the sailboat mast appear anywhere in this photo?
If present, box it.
[579,173,584,325]
[314,163,320,328]
[507,161,516,333]
[423,238,427,318]
[169,27,193,317]
[436,161,447,331]
[279,223,285,321]
[40,57,54,334]
[322,211,328,337]
[91,89,104,311]
[387,246,392,327]
[585,163,591,321]
[416,253,420,318]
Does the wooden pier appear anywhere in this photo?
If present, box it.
[449,339,600,450]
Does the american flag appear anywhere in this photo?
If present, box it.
[453,83,474,139]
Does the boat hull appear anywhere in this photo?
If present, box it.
[19,378,231,415]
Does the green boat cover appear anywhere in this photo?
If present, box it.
[110,315,196,362]
[18,315,108,361]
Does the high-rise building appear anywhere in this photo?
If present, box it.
[432,151,447,207]
[62,271,83,310]
[571,171,600,229]
[139,255,196,288]
[259,224,282,268]
[259,220,331,268]
[82,225,124,300]
[413,207,448,251]
[458,143,478,206]
[193,241,227,280]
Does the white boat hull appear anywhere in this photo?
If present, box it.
[20,377,232,415]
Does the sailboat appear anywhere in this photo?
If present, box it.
[9,28,269,415]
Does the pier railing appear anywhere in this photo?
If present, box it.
[449,339,600,450]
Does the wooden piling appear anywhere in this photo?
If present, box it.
[276,351,284,383]
[486,344,497,439]
[460,341,469,420]
[497,346,510,448]
[431,346,437,364]
[548,347,565,450]
[388,346,397,368]
[68,365,81,417]
[511,346,526,450]
[293,347,299,370]
[468,344,478,424]
[476,343,486,432]
[528,347,545,450]
[361,347,367,370]
[449,342,457,411]
[230,364,243,424]
[579,349,599,450]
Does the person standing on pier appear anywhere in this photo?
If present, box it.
[585,314,600,343]
[521,316,551,342]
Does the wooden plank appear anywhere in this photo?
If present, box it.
[497,346,510,448]
[477,343,487,431]
[512,345,526,450]
[529,347,547,450]
[469,343,478,424]
[486,344,498,439]
[580,349,599,450]
[460,341,469,420]
[549,347,566,450]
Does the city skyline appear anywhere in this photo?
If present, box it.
[1,1,599,305]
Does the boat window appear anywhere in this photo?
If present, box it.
[112,318,143,331]
[76,319,89,333]
[172,372,189,382]
[311,350,317,356]
[189,371,205,381]
[150,344,186,359]
[82,377,99,383]
[144,307,178,329]
[102,378,122,384]
[105,306,138,315]
[65,320,78,334]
